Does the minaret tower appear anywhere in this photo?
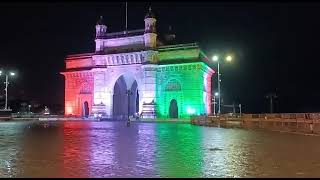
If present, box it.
[144,7,157,49]
[95,16,107,52]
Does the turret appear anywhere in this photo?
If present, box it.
[95,16,107,38]
[95,16,107,52]
[144,7,157,49]
[163,25,176,45]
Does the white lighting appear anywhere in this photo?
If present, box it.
[214,92,219,96]
[212,55,219,62]
[10,72,15,76]
[226,55,233,62]
[187,107,196,114]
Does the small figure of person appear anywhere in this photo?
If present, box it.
[44,106,50,115]
[127,117,131,127]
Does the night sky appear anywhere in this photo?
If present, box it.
[0,2,319,113]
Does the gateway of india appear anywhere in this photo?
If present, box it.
[61,7,215,119]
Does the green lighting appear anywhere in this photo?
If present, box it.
[156,62,209,119]
[158,47,200,62]
[155,123,203,177]
[187,107,196,114]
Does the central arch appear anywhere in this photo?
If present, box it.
[112,74,139,120]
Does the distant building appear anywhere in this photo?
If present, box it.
[61,8,215,119]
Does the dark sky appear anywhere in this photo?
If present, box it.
[0,2,319,113]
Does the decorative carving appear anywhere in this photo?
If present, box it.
[165,79,181,91]
[159,64,203,72]
[135,54,138,63]
[80,81,91,94]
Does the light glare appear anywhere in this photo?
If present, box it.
[187,107,196,114]
[226,55,232,62]
[212,55,219,62]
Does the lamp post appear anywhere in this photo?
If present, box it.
[0,71,15,110]
[126,89,133,121]
[213,92,219,116]
[212,55,233,115]
[266,93,277,113]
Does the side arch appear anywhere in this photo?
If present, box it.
[169,99,178,118]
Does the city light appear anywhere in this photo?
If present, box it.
[212,53,234,114]
[226,55,232,62]
[212,54,233,62]
[214,92,219,96]
[212,55,219,61]
[0,70,17,110]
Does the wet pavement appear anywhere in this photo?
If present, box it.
[0,120,320,178]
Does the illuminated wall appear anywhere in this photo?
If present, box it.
[156,62,214,118]
[61,70,94,116]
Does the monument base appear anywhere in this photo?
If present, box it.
[141,102,156,119]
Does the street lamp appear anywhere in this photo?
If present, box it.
[0,70,16,110]
[212,54,233,115]
[212,55,219,61]
[213,92,219,116]
[126,89,133,122]
[226,55,233,62]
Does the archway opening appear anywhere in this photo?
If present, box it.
[83,101,89,118]
[129,81,138,116]
[113,75,139,120]
[169,99,178,118]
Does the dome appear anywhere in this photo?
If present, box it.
[145,7,155,19]
[96,16,105,25]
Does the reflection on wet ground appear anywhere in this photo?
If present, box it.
[0,120,320,177]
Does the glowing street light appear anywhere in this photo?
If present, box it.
[226,55,233,62]
[0,70,16,110]
[126,89,133,126]
[212,54,233,115]
[213,92,219,116]
[212,55,219,62]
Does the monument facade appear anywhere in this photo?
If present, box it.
[61,8,215,119]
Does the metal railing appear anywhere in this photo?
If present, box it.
[158,43,198,50]
[105,29,145,36]
[192,113,320,123]
[240,113,320,120]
